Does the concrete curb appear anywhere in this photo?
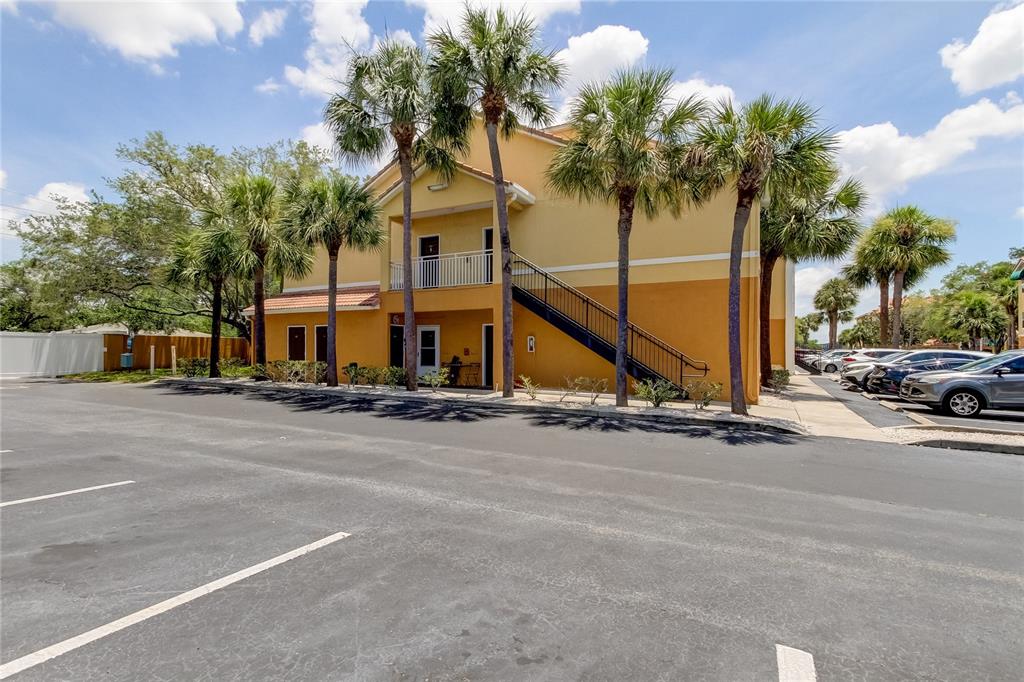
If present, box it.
[159,377,806,436]
[879,400,1024,437]
[905,439,1024,456]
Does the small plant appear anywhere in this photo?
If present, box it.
[342,363,363,386]
[559,375,583,402]
[418,367,450,392]
[683,380,722,410]
[769,369,791,393]
[362,366,383,387]
[383,365,406,388]
[635,378,680,408]
[518,375,539,400]
[178,357,210,377]
[578,377,609,405]
[264,360,326,384]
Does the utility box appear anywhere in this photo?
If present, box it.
[119,353,134,369]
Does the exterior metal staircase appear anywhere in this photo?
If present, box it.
[510,252,709,388]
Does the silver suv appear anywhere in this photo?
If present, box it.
[900,350,1024,417]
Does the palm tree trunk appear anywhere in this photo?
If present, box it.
[253,258,267,369]
[727,191,753,416]
[878,273,889,346]
[614,189,636,407]
[829,311,838,347]
[398,144,417,391]
[890,269,905,347]
[484,120,515,398]
[759,252,779,388]
[209,277,223,378]
[326,248,339,387]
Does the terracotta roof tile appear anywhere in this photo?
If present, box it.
[243,286,379,315]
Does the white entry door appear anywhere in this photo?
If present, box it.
[417,325,440,376]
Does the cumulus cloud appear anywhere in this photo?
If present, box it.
[249,7,287,46]
[406,0,579,36]
[1016,206,1024,219]
[254,77,282,94]
[794,264,839,316]
[551,25,649,120]
[1,0,17,15]
[284,0,371,98]
[837,96,1024,213]
[668,77,736,107]
[939,2,1024,95]
[48,1,243,63]
[1,181,89,237]
[301,122,335,153]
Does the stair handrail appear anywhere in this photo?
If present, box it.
[510,252,709,376]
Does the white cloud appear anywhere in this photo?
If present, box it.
[406,0,580,36]
[301,122,334,153]
[794,264,839,317]
[49,1,243,63]
[249,7,287,46]
[553,24,649,121]
[1,181,89,237]
[1016,206,1024,219]
[668,77,736,107]
[837,96,1024,213]
[254,77,282,95]
[939,3,1024,95]
[1,0,17,15]
[0,168,6,188]
[284,0,372,98]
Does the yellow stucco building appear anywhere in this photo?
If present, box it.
[249,122,795,404]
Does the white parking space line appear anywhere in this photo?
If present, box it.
[0,530,351,679]
[0,480,135,508]
[0,450,12,454]
[776,644,817,681]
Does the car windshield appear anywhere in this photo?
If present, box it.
[878,351,911,362]
[955,354,1013,372]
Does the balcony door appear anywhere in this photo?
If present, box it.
[418,235,440,288]
[482,227,493,284]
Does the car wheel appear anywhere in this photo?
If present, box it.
[942,390,983,417]
[824,363,837,373]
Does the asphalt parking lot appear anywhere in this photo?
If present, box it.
[2,379,1022,680]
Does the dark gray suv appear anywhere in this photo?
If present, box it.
[900,350,1024,417]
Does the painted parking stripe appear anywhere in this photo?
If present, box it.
[0,480,135,508]
[0,530,350,679]
[776,644,816,682]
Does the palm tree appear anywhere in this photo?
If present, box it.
[546,68,704,406]
[813,278,858,347]
[689,95,837,414]
[324,39,458,391]
[428,6,564,397]
[284,174,384,386]
[944,290,1010,351]
[843,246,893,345]
[758,169,863,386]
[167,219,241,377]
[859,206,955,347]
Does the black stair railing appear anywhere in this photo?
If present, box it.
[510,253,709,386]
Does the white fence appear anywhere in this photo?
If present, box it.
[390,250,493,290]
[0,332,104,378]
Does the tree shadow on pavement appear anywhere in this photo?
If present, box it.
[524,411,798,446]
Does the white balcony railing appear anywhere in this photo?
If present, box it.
[390,249,494,290]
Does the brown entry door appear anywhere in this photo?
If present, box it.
[315,326,328,363]
[287,326,306,361]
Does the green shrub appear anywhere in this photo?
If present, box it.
[683,380,722,410]
[579,377,609,405]
[635,378,680,407]
[383,366,406,388]
[769,369,791,393]
[559,376,583,402]
[264,360,326,384]
[418,367,450,392]
[342,363,363,385]
[362,366,383,387]
[179,357,210,377]
[518,375,539,400]
[219,361,254,378]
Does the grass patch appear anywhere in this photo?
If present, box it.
[66,369,174,383]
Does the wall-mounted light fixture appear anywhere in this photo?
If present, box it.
[427,183,448,191]
[527,335,535,353]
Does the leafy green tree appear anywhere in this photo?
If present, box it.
[688,95,837,414]
[429,6,564,397]
[325,39,458,391]
[940,258,1019,349]
[813,277,858,347]
[758,169,863,385]
[167,219,243,377]
[546,68,703,405]
[795,312,824,348]
[943,290,1010,350]
[284,174,384,386]
[839,311,879,348]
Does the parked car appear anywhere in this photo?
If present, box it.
[813,349,852,373]
[864,350,990,395]
[899,350,1024,417]
[840,350,914,388]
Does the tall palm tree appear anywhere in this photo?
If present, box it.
[428,6,563,397]
[758,169,863,386]
[284,174,384,386]
[167,219,241,377]
[689,95,837,414]
[324,39,459,391]
[860,206,955,347]
[843,246,893,346]
[944,290,1010,351]
[813,277,858,347]
[546,68,704,406]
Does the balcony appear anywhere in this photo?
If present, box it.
[390,249,494,290]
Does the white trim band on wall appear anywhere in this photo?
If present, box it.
[518,251,760,274]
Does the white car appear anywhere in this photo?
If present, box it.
[841,350,911,387]
[813,350,852,373]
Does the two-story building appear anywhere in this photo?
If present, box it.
[247,121,796,404]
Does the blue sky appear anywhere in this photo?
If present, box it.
[2,1,1022,338]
